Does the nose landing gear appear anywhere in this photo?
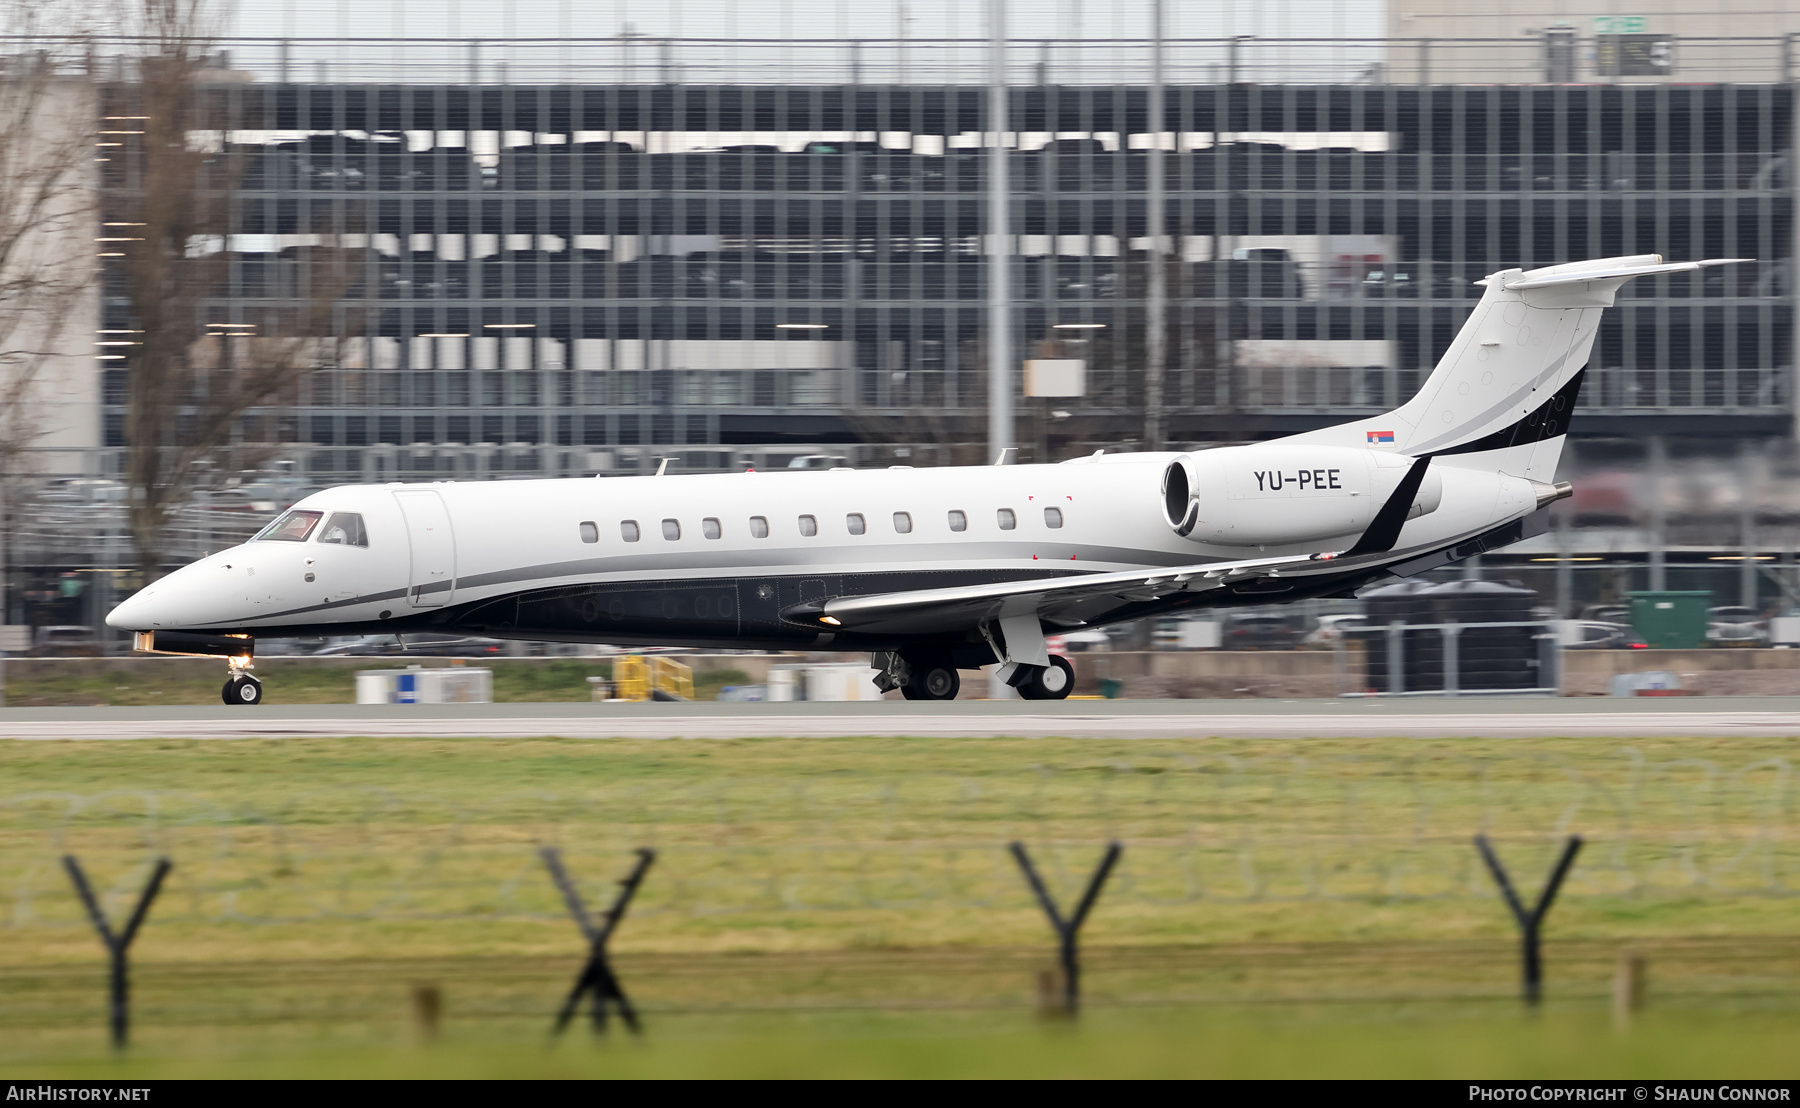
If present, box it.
[223,675,264,705]
[222,657,263,706]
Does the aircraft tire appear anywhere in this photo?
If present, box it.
[222,676,264,706]
[1018,656,1075,701]
[907,663,960,701]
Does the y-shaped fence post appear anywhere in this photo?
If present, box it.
[541,846,655,1036]
[1474,834,1582,1005]
[62,855,172,1050]
[1009,841,1122,1015]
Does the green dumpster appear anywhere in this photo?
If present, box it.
[1627,591,1712,649]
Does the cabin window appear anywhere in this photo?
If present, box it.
[703,517,722,540]
[997,508,1017,530]
[578,521,599,544]
[846,513,866,536]
[749,515,770,538]
[318,512,369,546]
[1044,507,1064,529]
[621,520,640,542]
[255,509,323,543]
[798,514,818,537]
[662,518,681,540]
[948,510,967,532]
[893,511,912,534]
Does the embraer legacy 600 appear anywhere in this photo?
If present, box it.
[109,255,1743,705]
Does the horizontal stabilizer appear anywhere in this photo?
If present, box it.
[1500,257,1749,290]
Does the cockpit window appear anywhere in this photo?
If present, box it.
[254,510,323,542]
[317,512,368,547]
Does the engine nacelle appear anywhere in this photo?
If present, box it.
[1162,445,1443,546]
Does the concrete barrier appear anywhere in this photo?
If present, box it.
[11,645,1800,700]
[1072,648,1361,699]
[1560,648,1800,697]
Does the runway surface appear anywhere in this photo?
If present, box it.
[1,698,1798,740]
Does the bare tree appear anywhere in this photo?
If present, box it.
[0,3,99,482]
[110,0,352,576]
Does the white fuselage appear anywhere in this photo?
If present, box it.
[107,449,1537,647]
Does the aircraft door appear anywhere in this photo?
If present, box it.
[394,490,456,607]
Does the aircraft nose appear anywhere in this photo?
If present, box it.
[105,584,158,629]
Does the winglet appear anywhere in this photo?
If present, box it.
[1341,455,1432,557]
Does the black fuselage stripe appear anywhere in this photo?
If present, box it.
[1427,368,1586,458]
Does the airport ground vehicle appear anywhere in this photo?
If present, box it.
[28,626,105,657]
[1561,620,1649,650]
[1706,606,1770,646]
[1303,613,1364,646]
[1222,613,1305,651]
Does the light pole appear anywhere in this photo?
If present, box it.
[1145,0,1166,451]
[987,0,1013,465]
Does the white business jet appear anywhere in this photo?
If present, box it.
[108,255,1742,705]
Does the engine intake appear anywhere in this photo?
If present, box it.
[1162,457,1198,536]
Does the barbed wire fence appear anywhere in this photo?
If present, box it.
[3,749,1795,935]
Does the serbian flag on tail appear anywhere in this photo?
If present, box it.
[1366,430,1395,445]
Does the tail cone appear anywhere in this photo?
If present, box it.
[1532,480,1574,509]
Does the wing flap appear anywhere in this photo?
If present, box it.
[787,551,1320,632]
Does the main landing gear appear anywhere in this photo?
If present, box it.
[877,651,1074,701]
[1015,655,1075,701]
[874,651,964,701]
[900,660,961,701]
[222,657,263,705]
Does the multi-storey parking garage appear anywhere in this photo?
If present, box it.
[90,46,1795,490]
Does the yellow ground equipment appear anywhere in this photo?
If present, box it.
[603,655,695,702]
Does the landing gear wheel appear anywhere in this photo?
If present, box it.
[1018,655,1075,701]
[901,663,960,701]
[222,675,264,706]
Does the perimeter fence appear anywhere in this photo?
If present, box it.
[3,748,1795,933]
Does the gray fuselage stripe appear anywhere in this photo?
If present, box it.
[250,539,1211,623]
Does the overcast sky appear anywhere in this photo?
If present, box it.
[228,0,1384,43]
[206,0,1387,86]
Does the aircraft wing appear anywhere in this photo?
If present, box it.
[783,550,1330,635]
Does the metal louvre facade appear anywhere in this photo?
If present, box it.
[99,68,1797,480]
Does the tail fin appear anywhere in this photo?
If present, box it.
[1281,255,1748,482]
